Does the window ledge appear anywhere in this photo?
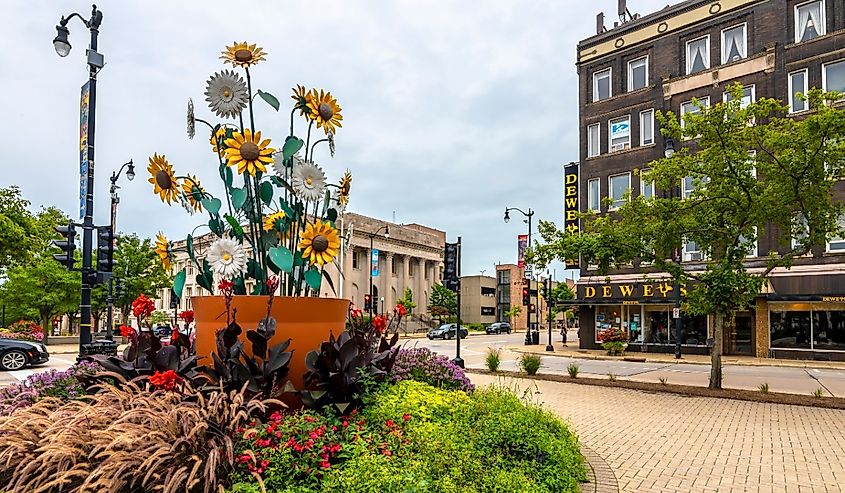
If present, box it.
[589,85,654,106]
[588,144,654,161]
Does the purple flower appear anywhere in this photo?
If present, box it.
[390,347,474,392]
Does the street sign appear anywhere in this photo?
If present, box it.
[371,249,379,276]
[79,81,91,219]
[672,307,680,319]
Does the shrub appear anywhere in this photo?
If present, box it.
[0,320,44,342]
[814,387,825,398]
[0,361,100,416]
[390,347,474,392]
[567,363,579,378]
[485,348,501,372]
[597,327,627,355]
[758,383,769,394]
[607,373,617,382]
[659,377,668,385]
[519,353,542,375]
[0,381,273,493]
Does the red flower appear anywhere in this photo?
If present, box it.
[395,304,407,317]
[218,278,234,295]
[266,275,280,293]
[403,413,411,422]
[372,315,387,334]
[320,460,332,469]
[148,370,181,391]
[131,294,155,319]
[171,329,179,344]
[385,419,395,428]
[178,310,194,323]
[118,325,134,338]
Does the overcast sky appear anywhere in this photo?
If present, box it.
[3,0,670,281]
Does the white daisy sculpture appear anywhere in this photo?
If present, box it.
[207,237,248,279]
[291,160,327,202]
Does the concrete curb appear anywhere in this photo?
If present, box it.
[579,444,619,493]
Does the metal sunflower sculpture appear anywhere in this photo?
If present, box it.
[146,42,351,300]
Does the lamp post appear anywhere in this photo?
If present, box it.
[368,225,389,321]
[504,207,535,345]
[545,276,554,352]
[664,137,683,359]
[104,160,134,341]
[53,4,104,355]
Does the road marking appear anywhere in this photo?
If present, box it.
[9,369,34,382]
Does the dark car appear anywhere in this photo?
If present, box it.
[0,339,49,371]
[427,323,468,340]
[153,324,172,339]
[485,322,512,335]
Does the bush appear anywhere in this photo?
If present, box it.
[0,361,100,416]
[485,348,501,372]
[390,347,474,392]
[464,323,485,332]
[519,353,542,375]
[0,320,44,342]
[567,363,579,378]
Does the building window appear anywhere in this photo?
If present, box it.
[481,307,495,316]
[789,69,809,113]
[497,269,510,285]
[608,173,631,210]
[770,303,845,352]
[593,68,612,102]
[739,227,758,258]
[391,256,398,276]
[823,60,845,93]
[640,170,654,199]
[686,35,710,75]
[795,1,825,43]
[587,178,600,212]
[587,123,600,157]
[409,261,415,277]
[628,56,648,91]
[721,24,747,64]
[723,85,755,109]
[683,239,703,261]
[352,250,359,269]
[639,109,654,146]
[827,216,845,252]
[680,97,709,129]
[608,116,631,152]
[682,175,709,198]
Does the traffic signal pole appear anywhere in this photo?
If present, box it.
[454,237,463,368]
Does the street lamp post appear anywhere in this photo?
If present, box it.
[53,4,104,355]
[504,207,535,345]
[664,137,683,360]
[368,225,390,321]
[105,160,134,341]
[545,276,554,352]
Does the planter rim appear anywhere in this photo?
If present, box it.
[191,295,351,301]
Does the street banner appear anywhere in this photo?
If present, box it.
[563,162,580,268]
[371,249,379,277]
[79,81,91,219]
[517,234,528,268]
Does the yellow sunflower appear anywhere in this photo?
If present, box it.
[306,89,343,135]
[263,211,296,241]
[181,174,204,212]
[299,219,340,266]
[210,126,228,158]
[147,154,180,204]
[220,42,267,68]
[291,85,312,118]
[338,169,352,207]
[154,232,172,270]
[224,129,275,176]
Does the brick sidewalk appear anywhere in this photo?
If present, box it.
[471,373,845,493]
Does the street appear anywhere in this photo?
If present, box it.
[0,354,80,387]
[408,331,845,397]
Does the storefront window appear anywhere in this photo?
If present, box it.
[597,305,706,345]
[770,307,812,349]
[812,310,845,351]
[677,314,707,345]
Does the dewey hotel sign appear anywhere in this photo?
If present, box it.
[563,163,579,268]
[577,282,687,304]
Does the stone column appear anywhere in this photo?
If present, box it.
[755,297,770,358]
[342,246,354,301]
[416,258,426,311]
[384,252,395,311]
[402,255,411,305]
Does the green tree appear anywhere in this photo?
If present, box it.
[428,283,457,320]
[108,234,172,325]
[533,87,845,389]
[504,306,522,329]
[549,283,575,318]
[148,310,171,327]
[396,287,417,313]
[0,186,36,273]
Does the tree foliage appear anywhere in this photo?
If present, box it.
[532,86,845,388]
[428,283,457,319]
[106,234,172,325]
[396,287,417,313]
[0,187,36,273]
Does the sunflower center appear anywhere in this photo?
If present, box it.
[235,49,253,62]
[312,235,329,253]
[155,171,173,190]
[240,142,260,161]
[318,103,334,121]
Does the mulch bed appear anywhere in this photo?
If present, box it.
[466,369,845,410]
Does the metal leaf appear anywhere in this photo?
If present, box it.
[201,198,222,214]
[224,214,244,241]
[173,270,187,300]
[304,268,322,292]
[257,90,280,111]
[268,246,294,273]
[282,136,304,161]
[231,187,248,210]
[259,181,273,206]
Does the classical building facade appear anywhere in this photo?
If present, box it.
[155,212,445,318]
[574,0,845,359]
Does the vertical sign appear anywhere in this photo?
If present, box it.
[564,162,580,268]
[79,82,91,220]
[517,234,528,268]
[371,249,379,277]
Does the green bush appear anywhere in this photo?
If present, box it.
[464,323,486,332]
[485,348,501,372]
[519,353,542,375]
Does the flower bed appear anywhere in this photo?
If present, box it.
[0,361,100,416]
[597,327,628,355]
[0,320,44,342]
[390,347,474,392]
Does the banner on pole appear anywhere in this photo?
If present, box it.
[79,81,91,220]
[371,249,379,277]
[517,234,528,268]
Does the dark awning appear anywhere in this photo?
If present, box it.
[768,274,845,298]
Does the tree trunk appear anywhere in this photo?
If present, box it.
[41,312,50,346]
[709,311,724,389]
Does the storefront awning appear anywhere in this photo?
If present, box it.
[768,274,845,300]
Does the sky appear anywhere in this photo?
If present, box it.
[2,0,670,282]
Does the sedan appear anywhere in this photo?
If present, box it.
[485,322,512,335]
[0,339,49,371]
[427,323,468,340]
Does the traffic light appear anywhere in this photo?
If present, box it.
[529,303,536,314]
[443,242,459,292]
[364,294,372,311]
[114,277,124,298]
[539,284,547,299]
[97,226,114,274]
[51,222,77,270]
[522,287,529,306]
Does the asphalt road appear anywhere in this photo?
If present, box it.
[408,331,845,397]
[0,354,79,387]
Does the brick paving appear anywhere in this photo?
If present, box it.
[471,373,845,493]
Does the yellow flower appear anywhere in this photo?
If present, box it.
[306,89,343,135]
[338,169,352,207]
[291,85,312,118]
[220,42,267,68]
[210,126,228,158]
[263,211,296,242]
[181,174,204,212]
[224,129,275,176]
[299,219,340,266]
[147,154,180,204]
[154,232,172,270]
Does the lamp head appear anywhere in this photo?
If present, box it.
[663,137,675,158]
[384,225,390,238]
[504,209,510,223]
[126,162,136,181]
[53,24,71,57]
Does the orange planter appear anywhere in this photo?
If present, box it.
[192,296,350,391]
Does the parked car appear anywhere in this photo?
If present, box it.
[153,324,172,339]
[485,322,512,335]
[0,338,49,371]
[427,323,468,340]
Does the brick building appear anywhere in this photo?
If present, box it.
[573,0,845,359]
